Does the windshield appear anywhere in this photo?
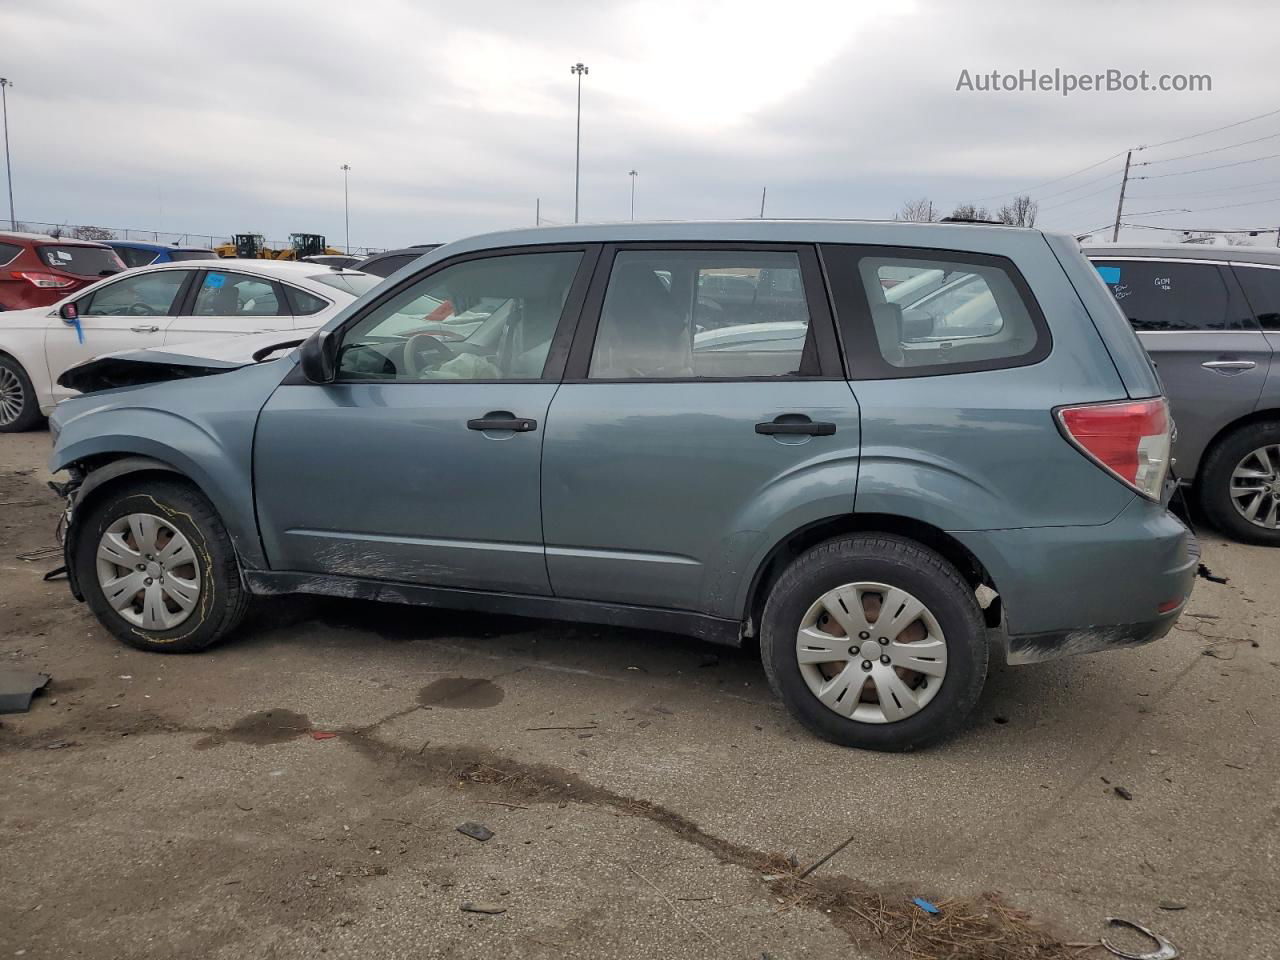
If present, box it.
[37,244,124,277]
[167,250,218,262]
[308,272,382,296]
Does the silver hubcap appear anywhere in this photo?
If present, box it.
[795,582,947,724]
[0,366,24,425]
[96,513,201,630]
[1230,444,1280,529]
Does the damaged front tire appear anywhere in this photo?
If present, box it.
[74,479,248,653]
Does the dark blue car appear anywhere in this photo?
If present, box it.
[107,241,219,269]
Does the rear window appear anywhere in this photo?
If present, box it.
[308,272,381,297]
[0,241,20,266]
[167,250,218,262]
[823,245,1047,376]
[1092,259,1256,331]
[37,244,124,277]
[360,254,415,277]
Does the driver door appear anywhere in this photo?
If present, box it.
[44,268,191,402]
[253,245,595,594]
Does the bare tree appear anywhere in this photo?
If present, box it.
[950,203,992,221]
[896,197,939,223]
[996,195,1038,227]
[70,224,116,242]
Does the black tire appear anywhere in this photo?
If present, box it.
[759,534,987,751]
[74,478,249,653]
[1199,420,1280,546]
[0,354,43,432]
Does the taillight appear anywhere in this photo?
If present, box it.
[1056,398,1171,501]
[10,271,77,289]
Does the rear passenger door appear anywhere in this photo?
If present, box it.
[163,269,295,345]
[540,244,859,619]
[1092,258,1269,474]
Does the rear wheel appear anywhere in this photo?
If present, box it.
[1199,421,1280,546]
[74,479,249,653]
[0,355,42,432]
[760,534,987,751]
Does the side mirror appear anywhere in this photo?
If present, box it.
[59,302,79,325]
[298,329,337,383]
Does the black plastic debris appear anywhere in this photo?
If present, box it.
[456,822,494,842]
[1196,563,1228,585]
[0,670,51,713]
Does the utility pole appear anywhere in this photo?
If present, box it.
[0,78,14,230]
[340,164,351,253]
[570,63,589,223]
[536,197,540,226]
[1111,149,1132,242]
[628,169,638,220]
[759,186,767,219]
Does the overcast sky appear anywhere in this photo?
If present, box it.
[4,0,1279,249]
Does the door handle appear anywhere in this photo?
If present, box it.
[467,412,538,432]
[130,324,160,333]
[755,416,836,437]
[1202,360,1256,373]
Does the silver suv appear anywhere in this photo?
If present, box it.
[1085,243,1280,544]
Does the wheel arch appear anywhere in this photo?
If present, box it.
[1194,408,1280,484]
[742,512,1001,639]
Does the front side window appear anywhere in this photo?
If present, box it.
[337,250,582,381]
[1232,265,1280,331]
[193,272,283,316]
[81,270,187,317]
[1093,260,1255,332]
[589,250,812,379]
[837,251,1040,371]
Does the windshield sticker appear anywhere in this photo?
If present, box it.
[206,273,226,288]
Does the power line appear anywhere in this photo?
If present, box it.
[1037,180,1126,213]
[1126,176,1280,201]
[1124,222,1279,234]
[1030,164,1125,203]
[1136,129,1280,166]
[1138,105,1280,151]
[1134,151,1280,180]
[963,150,1129,203]
[1127,195,1280,218]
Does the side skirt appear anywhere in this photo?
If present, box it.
[243,570,745,647]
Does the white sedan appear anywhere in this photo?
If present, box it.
[0,260,381,431]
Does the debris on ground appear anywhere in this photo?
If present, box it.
[309,730,338,740]
[460,901,506,914]
[1114,786,1134,801]
[912,896,941,915]
[0,670,50,714]
[1196,563,1228,584]
[1156,901,1187,911]
[797,834,856,879]
[456,822,494,842]
[1100,916,1179,959]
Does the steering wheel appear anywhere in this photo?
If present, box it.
[402,332,454,377]
[127,302,159,316]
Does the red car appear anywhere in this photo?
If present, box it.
[0,232,126,311]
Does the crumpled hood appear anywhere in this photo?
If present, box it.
[57,330,310,394]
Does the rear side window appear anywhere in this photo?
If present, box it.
[1232,265,1280,331]
[823,245,1048,377]
[0,241,19,266]
[114,246,159,268]
[1092,259,1256,331]
[588,250,815,379]
[193,272,284,316]
[37,244,124,277]
[285,286,329,316]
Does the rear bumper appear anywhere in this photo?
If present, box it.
[951,497,1198,666]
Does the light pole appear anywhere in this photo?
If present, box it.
[628,169,638,220]
[340,163,351,253]
[0,79,14,230]
[570,62,588,223]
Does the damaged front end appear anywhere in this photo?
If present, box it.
[47,468,86,599]
[57,332,307,394]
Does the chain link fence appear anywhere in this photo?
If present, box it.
[7,220,384,255]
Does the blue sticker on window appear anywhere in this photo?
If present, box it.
[205,273,226,288]
[1095,265,1121,285]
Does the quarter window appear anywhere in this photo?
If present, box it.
[1092,260,1256,331]
[1233,265,1280,331]
[588,250,813,379]
[81,271,186,317]
[114,246,159,268]
[0,241,20,266]
[285,286,330,316]
[193,272,284,317]
[337,250,582,381]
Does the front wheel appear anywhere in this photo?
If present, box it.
[760,534,988,751]
[74,479,249,653]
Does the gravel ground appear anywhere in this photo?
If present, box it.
[1,428,1276,959]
